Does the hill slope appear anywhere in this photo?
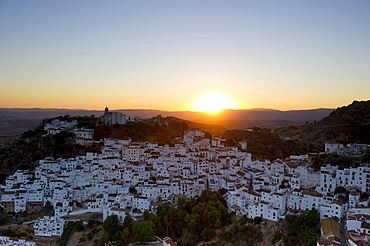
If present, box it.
[300,100,370,143]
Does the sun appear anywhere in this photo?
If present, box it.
[193,93,235,114]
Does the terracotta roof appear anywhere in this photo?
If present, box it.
[330,200,345,206]
[317,239,333,246]
[321,218,341,241]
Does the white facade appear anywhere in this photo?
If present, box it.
[73,128,94,145]
[103,207,130,223]
[44,119,78,135]
[34,216,65,237]
[325,143,343,154]
[132,196,151,212]
[5,122,370,240]
[0,236,37,246]
[102,107,126,125]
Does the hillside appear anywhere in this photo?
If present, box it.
[0,118,41,136]
[198,119,308,131]
[299,100,370,143]
[167,116,226,135]
[223,128,321,160]
[0,115,224,179]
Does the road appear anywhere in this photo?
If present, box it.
[340,215,348,246]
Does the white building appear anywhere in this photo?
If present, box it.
[73,128,94,145]
[0,236,37,246]
[325,142,344,154]
[337,143,368,157]
[101,107,126,125]
[320,200,346,220]
[316,165,338,195]
[103,207,131,223]
[287,189,324,211]
[34,216,65,237]
[247,201,281,221]
[44,119,78,135]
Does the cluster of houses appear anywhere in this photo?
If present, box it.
[43,118,94,146]
[325,142,369,157]
[345,202,370,245]
[43,119,78,135]
[0,236,37,246]
[43,107,130,145]
[33,216,65,238]
[1,124,370,245]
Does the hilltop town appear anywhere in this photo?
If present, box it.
[1,108,370,246]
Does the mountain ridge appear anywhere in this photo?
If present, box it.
[297,100,370,143]
[0,107,333,121]
[0,107,334,136]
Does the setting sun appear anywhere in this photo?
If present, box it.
[193,93,236,114]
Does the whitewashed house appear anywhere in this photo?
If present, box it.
[34,216,65,237]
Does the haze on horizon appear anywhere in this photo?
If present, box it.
[1,1,369,112]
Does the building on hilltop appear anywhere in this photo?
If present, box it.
[44,119,78,135]
[101,107,126,125]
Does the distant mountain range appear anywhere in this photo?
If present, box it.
[1,100,369,144]
[0,107,334,136]
[0,107,334,121]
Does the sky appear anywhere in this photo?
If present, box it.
[0,0,369,112]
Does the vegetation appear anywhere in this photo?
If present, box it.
[58,221,85,246]
[93,189,264,246]
[310,153,368,170]
[282,209,321,246]
[0,130,101,181]
[93,118,188,145]
[223,128,319,160]
[0,116,103,180]
[42,201,54,216]
[0,224,35,242]
[218,217,263,245]
[43,115,98,129]
[334,186,347,195]
[95,189,239,246]
[300,100,370,143]
[0,228,28,238]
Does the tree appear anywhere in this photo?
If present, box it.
[201,227,216,241]
[178,197,187,208]
[334,186,347,194]
[214,219,222,229]
[96,235,110,246]
[43,201,54,216]
[188,219,199,234]
[178,228,199,246]
[123,214,133,229]
[284,209,320,246]
[143,209,151,220]
[121,227,130,244]
[132,220,155,242]
[103,215,119,235]
[336,156,351,169]
[205,209,221,228]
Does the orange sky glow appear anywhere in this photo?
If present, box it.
[1,1,369,112]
